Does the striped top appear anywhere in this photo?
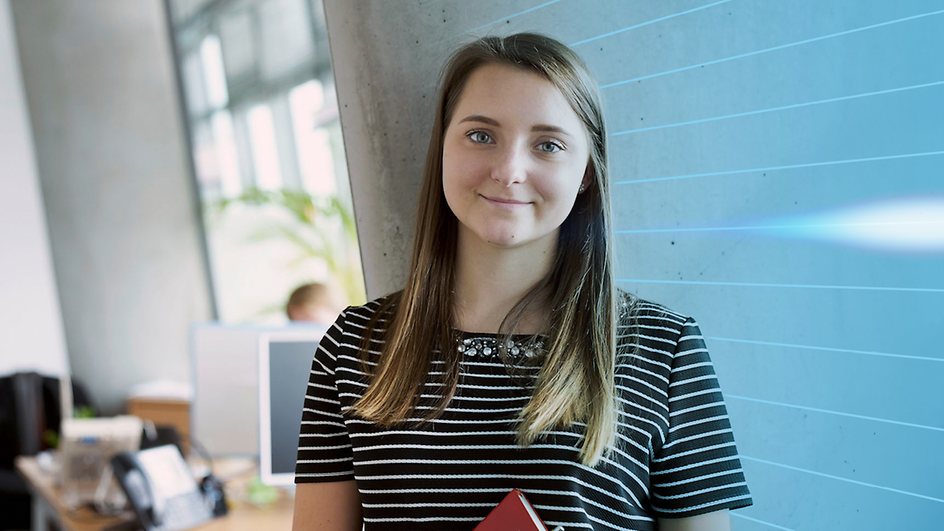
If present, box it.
[295,294,752,530]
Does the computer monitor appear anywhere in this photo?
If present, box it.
[190,323,283,457]
[258,329,326,486]
[190,323,326,458]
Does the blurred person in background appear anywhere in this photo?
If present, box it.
[285,282,343,324]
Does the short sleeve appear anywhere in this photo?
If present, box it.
[294,310,356,483]
[649,318,752,517]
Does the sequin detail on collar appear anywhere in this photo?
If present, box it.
[456,336,545,361]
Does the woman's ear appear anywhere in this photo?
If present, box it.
[579,165,593,194]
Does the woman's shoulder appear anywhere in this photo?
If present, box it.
[614,291,704,373]
[616,289,689,325]
[335,291,402,331]
[615,289,695,349]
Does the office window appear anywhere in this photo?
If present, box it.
[289,80,338,195]
[167,0,364,323]
[247,104,283,191]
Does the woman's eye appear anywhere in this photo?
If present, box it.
[468,131,492,144]
[536,141,563,153]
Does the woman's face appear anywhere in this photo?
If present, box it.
[442,63,591,252]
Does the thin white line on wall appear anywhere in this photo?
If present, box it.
[739,456,944,504]
[726,395,944,433]
[612,151,944,185]
[612,81,944,135]
[569,0,732,47]
[599,9,944,89]
[615,279,944,293]
[615,220,944,234]
[705,337,944,363]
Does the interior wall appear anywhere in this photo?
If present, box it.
[323,1,944,529]
[323,0,445,298]
[10,0,213,413]
[0,0,69,378]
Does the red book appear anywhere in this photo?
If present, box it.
[473,489,550,531]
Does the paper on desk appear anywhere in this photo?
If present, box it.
[128,379,194,401]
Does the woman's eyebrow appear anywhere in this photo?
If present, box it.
[458,114,500,126]
[457,115,572,137]
[531,124,570,136]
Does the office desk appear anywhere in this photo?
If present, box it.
[15,456,294,531]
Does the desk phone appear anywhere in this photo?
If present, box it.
[110,445,217,531]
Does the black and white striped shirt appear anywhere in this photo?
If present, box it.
[295,294,752,530]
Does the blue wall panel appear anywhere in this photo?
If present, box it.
[553,2,936,528]
[592,1,944,528]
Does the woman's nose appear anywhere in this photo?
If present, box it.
[490,144,529,187]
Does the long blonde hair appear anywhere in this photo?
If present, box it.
[352,33,617,466]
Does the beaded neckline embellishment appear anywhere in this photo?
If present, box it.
[456,336,545,361]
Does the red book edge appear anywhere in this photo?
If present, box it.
[473,489,549,531]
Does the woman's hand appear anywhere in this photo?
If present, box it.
[292,481,362,531]
[657,509,731,531]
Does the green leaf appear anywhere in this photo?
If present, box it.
[207,187,365,307]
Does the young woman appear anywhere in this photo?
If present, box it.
[292,33,752,531]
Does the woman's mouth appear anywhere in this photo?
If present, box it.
[481,195,530,209]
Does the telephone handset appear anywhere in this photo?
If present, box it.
[110,445,217,531]
[111,452,164,528]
